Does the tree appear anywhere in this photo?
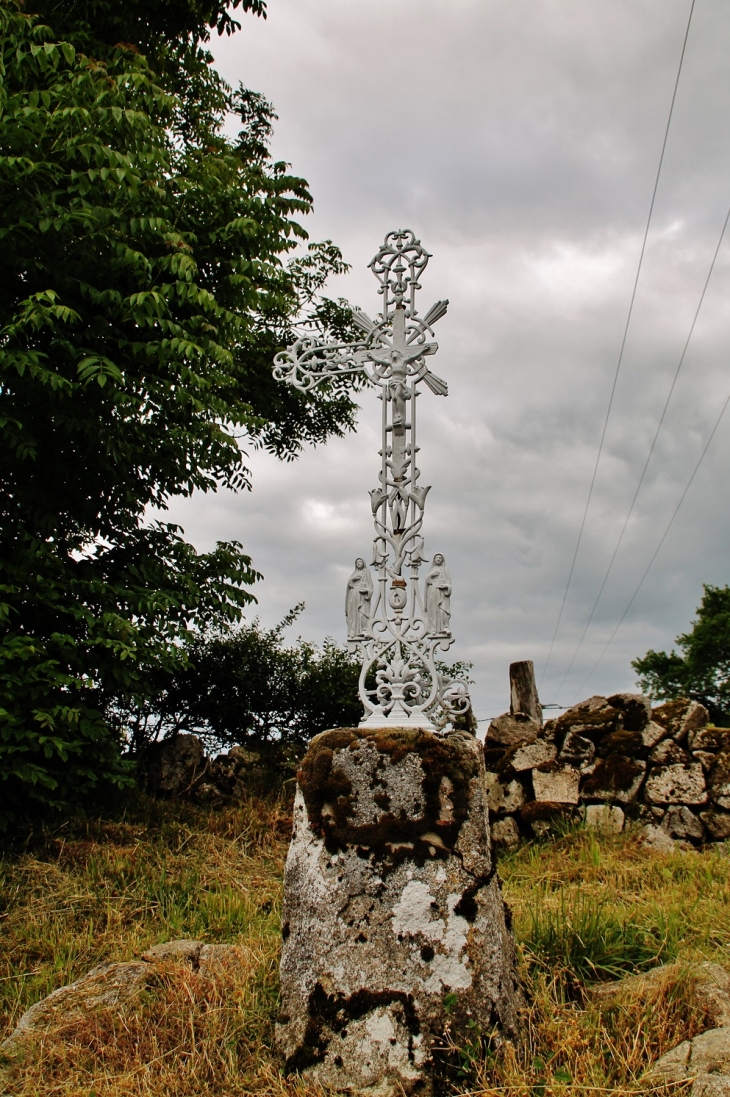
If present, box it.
[0,0,360,827]
[119,607,364,757]
[632,584,730,724]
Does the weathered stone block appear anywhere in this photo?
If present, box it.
[585,804,624,832]
[680,701,711,741]
[606,692,651,729]
[642,720,668,748]
[485,774,526,815]
[559,729,595,767]
[650,740,691,766]
[491,816,521,851]
[276,728,522,1095]
[689,727,730,753]
[532,765,580,805]
[694,750,718,773]
[598,729,644,758]
[553,696,622,746]
[511,740,556,773]
[501,778,527,814]
[709,750,730,810]
[652,698,709,743]
[701,810,730,841]
[662,805,705,842]
[581,755,646,804]
[486,712,540,748]
[640,824,681,853]
[520,800,573,824]
[645,763,707,806]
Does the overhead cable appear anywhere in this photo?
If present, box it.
[554,199,730,701]
[571,385,730,700]
[539,0,697,689]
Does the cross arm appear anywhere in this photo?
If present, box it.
[273,335,371,392]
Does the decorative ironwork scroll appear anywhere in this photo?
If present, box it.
[273,230,470,731]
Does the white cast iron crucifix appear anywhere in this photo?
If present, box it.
[273,229,470,731]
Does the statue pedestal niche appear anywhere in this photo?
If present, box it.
[276,727,523,1095]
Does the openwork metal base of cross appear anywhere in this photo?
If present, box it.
[274,229,470,732]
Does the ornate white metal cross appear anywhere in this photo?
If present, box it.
[273,229,470,731]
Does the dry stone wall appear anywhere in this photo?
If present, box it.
[485,694,730,850]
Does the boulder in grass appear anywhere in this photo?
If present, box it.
[646,1026,730,1094]
[1,962,150,1052]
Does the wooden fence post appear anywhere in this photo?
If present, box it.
[509,660,542,726]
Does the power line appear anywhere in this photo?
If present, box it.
[554,199,730,701]
[539,0,697,689]
[572,386,730,699]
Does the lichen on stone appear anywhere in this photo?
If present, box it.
[297,727,479,855]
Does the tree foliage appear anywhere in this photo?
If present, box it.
[0,0,359,826]
[120,607,363,756]
[632,584,730,724]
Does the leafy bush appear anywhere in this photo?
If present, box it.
[117,608,364,755]
[0,1,359,828]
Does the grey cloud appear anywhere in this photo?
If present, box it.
[167,0,730,722]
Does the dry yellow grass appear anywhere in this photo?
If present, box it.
[0,800,728,1096]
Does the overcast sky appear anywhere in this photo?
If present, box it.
[168,0,730,724]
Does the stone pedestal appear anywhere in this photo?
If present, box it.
[276,727,522,1095]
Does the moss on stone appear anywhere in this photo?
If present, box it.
[652,698,691,735]
[284,982,421,1073]
[554,704,622,746]
[297,727,480,855]
[599,730,644,758]
[582,754,645,797]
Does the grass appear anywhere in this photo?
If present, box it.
[0,801,729,1095]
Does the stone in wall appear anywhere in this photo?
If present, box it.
[585,804,625,832]
[486,712,540,748]
[277,727,523,1096]
[491,816,521,851]
[701,809,730,840]
[510,741,557,773]
[690,727,730,753]
[652,699,710,743]
[485,677,730,847]
[662,805,705,843]
[709,749,730,810]
[645,763,707,806]
[532,764,581,805]
[581,755,646,804]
